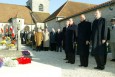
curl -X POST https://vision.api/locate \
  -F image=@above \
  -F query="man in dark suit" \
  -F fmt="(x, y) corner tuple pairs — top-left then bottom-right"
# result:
(65, 18), (77, 64)
(31, 30), (36, 50)
(55, 29), (63, 52)
(91, 10), (107, 70)
(62, 20), (70, 60)
(77, 14), (91, 67)
(50, 28), (56, 51)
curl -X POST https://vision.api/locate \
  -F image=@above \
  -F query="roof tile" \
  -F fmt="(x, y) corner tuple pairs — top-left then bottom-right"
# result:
(45, 1), (95, 22)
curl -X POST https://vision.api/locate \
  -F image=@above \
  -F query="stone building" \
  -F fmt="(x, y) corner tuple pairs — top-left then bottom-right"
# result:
(58, 0), (115, 29)
(0, 0), (50, 35)
(45, 0), (115, 31)
(45, 1), (95, 31)
(0, 0), (114, 35)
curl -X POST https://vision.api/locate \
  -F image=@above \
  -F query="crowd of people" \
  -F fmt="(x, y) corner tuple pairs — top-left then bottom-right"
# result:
(20, 9), (115, 70)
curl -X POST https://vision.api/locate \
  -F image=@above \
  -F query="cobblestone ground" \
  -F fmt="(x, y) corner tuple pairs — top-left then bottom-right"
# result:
(0, 45), (115, 77)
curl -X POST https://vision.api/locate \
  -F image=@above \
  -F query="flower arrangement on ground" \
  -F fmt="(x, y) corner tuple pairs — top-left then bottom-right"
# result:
(0, 36), (7, 45)
(3, 57), (18, 67)
(0, 58), (3, 67)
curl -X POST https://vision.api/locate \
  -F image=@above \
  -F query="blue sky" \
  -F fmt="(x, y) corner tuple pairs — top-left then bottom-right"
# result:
(0, 0), (109, 14)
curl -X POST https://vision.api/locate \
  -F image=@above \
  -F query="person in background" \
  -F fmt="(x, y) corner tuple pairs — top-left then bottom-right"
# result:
(23, 31), (28, 44)
(91, 10), (107, 70)
(27, 31), (31, 45)
(107, 18), (115, 62)
(55, 29), (62, 52)
(20, 30), (24, 44)
(31, 30), (36, 50)
(40, 29), (44, 51)
(50, 28), (56, 51)
(62, 20), (70, 60)
(65, 18), (77, 64)
(35, 28), (43, 52)
(43, 28), (50, 51)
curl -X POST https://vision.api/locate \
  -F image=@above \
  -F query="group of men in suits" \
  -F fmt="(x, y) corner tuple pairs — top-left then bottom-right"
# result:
(62, 9), (114, 70)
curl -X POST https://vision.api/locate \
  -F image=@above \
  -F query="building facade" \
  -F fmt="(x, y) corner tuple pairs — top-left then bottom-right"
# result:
(0, 0), (50, 35)
(58, 1), (115, 30)
(45, 1), (95, 31)
(45, 0), (115, 32)
(26, 0), (50, 13)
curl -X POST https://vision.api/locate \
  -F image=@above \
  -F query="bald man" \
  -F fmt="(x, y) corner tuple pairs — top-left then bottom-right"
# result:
(77, 14), (91, 67)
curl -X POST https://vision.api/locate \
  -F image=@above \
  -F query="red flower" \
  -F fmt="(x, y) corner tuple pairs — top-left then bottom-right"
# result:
(16, 57), (31, 64)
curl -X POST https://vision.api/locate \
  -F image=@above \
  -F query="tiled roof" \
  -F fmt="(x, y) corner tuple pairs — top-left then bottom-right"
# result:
(58, 0), (115, 22)
(45, 1), (95, 22)
(32, 12), (50, 23)
(0, 3), (50, 24)
(0, 3), (33, 24)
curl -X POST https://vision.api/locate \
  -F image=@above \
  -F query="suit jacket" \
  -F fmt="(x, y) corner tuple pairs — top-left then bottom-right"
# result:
(65, 24), (78, 52)
(77, 20), (91, 55)
(78, 20), (91, 42)
(91, 17), (107, 55)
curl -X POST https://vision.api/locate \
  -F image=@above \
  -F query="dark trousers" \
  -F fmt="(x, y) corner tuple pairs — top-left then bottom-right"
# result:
(63, 45), (68, 59)
(21, 38), (23, 44)
(68, 49), (75, 64)
(80, 54), (89, 67)
(32, 41), (36, 50)
(50, 43), (56, 51)
(40, 41), (44, 50)
(56, 46), (62, 52)
(79, 44), (90, 67)
(94, 54), (107, 68)
(44, 47), (49, 51)
(36, 46), (41, 51)
(65, 50), (69, 59)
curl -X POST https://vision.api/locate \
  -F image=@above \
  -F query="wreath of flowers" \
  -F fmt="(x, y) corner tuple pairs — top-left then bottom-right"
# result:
(0, 58), (3, 67)
(0, 40), (7, 45)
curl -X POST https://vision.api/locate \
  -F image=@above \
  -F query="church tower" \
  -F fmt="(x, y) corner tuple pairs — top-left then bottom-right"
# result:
(26, 0), (50, 13)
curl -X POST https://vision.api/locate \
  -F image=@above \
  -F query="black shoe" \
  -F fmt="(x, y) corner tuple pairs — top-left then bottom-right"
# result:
(94, 67), (104, 70)
(79, 65), (83, 67)
(84, 65), (88, 67)
(66, 61), (70, 63)
(110, 59), (115, 61)
(64, 58), (68, 60)
(70, 62), (75, 64)
(94, 67), (100, 69)
(99, 67), (104, 70)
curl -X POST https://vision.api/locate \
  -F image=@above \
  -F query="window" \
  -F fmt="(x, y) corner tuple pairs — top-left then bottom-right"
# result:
(39, 4), (43, 11)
